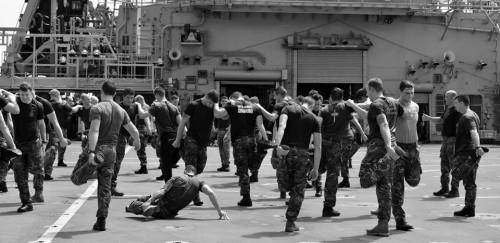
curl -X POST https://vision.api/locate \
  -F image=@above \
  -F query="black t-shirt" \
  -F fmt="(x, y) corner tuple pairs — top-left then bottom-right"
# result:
(12, 97), (44, 144)
(367, 97), (403, 142)
(149, 100), (180, 136)
(320, 102), (355, 139)
(35, 96), (54, 132)
(0, 97), (7, 108)
(185, 99), (214, 146)
(281, 103), (320, 149)
(119, 102), (139, 137)
(214, 118), (230, 130)
(51, 101), (73, 129)
(225, 100), (262, 141)
(76, 106), (91, 130)
(160, 175), (205, 217)
(455, 110), (480, 156)
(273, 100), (294, 130)
(441, 106), (462, 137)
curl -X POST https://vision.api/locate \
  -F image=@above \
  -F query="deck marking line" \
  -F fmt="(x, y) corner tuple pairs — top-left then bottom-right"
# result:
(32, 146), (133, 243)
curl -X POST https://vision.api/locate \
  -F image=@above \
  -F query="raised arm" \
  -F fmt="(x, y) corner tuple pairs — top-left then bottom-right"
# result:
(213, 103), (229, 119)
(0, 90), (20, 114)
(256, 104), (277, 122)
(346, 99), (368, 119)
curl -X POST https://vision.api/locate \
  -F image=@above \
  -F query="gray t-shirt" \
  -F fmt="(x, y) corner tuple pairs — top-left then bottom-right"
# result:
(90, 101), (130, 146)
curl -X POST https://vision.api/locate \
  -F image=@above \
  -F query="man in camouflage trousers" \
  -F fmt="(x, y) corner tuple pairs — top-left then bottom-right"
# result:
(422, 90), (462, 197)
(71, 81), (140, 231)
(450, 95), (485, 217)
(133, 94), (152, 175)
(275, 98), (320, 232)
(214, 92), (267, 206)
(0, 89), (21, 192)
(347, 78), (401, 237)
(390, 80), (422, 231)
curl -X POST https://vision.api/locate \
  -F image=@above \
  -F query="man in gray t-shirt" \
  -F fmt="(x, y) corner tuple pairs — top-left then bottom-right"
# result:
(71, 81), (141, 232)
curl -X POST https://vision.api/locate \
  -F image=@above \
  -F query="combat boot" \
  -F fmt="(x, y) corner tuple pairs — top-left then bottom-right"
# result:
(396, 219), (414, 231)
(0, 181), (7, 192)
(306, 181), (313, 188)
(134, 165), (148, 174)
(93, 217), (106, 231)
(57, 161), (68, 167)
(370, 208), (380, 216)
(454, 206), (475, 217)
(315, 187), (322, 197)
(217, 165), (230, 172)
(433, 187), (449, 196)
(44, 175), (54, 181)
(366, 221), (389, 237)
(285, 220), (300, 232)
(338, 177), (350, 188)
(17, 203), (33, 213)
(193, 195), (204, 206)
(444, 188), (459, 198)
(237, 194), (252, 207)
(111, 187), (124, 197)
(249, 172), (258, 183)
(31, 191), (45, 203)
(156, 175), (164, 181)
(322, 206), (341, 217)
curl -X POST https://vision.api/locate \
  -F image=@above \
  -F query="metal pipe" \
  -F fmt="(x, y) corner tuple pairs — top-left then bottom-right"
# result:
(446, 25), (495, 33)
(160, 12), (205, 58)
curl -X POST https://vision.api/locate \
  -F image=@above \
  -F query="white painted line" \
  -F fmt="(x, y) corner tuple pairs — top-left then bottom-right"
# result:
(32, 180), (98, 243)
(32, 146), (133, 243)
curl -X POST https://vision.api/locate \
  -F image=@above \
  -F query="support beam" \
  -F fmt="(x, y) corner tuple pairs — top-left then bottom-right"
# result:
(441, 10), (457, 40)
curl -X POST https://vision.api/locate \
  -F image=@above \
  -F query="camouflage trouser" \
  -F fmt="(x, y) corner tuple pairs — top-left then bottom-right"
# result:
(393, 142), (421, 221)
(440, 137), (456, 189)
(113, 135), (128, 189)
(0, 143), (11, 182)
(159, 133), (181, 182)
(451, 155), (479, 208)
(322, 139), (342, 208)
(271, 148), (286, 193)
(12, 141), (44, 204)
(233, 136), (256, 196)
(277, 147), (312, 222)
(217, 129), (230, 167)
(359, 138), (395, 223)
(43, 129), (67, 177)
(182, 136), (207, 175)
(339, 138), (357, 178)
(251, 139), (269, 173)
(71, 144), (116, 218)
(137, 130), (148, 167)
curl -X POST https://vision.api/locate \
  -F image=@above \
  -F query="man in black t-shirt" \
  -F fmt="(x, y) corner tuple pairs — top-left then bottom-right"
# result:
(450, 95), (485, 217)
(422, 90), (463, 197)
(214, 92), (267, 207)
(319, 88), (367, 218)
(141, 87), (181, 182)
(45, 89), (76, 171)
(347, 78), (401, 237)
(172, 90), (219, 206)
(271, 86), (294, 200)
(274, 100), (321, 232)
(113, 88), (148, 196)
(0, 90), (20, 193)
(125, 165), (229, 220)
(11, 83), (46, 213)
(75, 93), (92, 148)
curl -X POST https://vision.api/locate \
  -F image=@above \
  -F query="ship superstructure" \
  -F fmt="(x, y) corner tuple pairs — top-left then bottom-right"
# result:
(1, 0), (500, 141)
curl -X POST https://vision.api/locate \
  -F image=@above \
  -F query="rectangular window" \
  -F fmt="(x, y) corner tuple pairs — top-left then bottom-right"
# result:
(71, 1), (82, 10)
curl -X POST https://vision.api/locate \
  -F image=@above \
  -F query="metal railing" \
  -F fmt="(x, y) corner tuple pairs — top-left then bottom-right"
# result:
(187, 0), (500, 12)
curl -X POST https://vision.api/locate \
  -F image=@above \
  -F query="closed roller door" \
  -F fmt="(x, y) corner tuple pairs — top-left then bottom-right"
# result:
(297, 50), (363, 84)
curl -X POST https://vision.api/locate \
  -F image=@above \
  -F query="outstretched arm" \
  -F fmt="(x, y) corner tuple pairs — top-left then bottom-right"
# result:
(201, 184), (229, 220)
